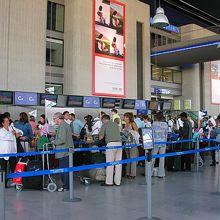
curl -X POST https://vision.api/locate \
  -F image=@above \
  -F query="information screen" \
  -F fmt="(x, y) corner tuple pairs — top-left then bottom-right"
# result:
(0, 91), (13, 105)
(163, 102), (172, 110)
(142, 127), (154, 150)
(148, 101), (158, 110)
(122, 99), (135, 109)
(67, 96), (83, 107)
(40, 94), (58, 106)
(102, 98), (116, 108)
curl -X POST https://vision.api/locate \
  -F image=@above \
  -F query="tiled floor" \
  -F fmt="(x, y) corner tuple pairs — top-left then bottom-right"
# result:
(4, 163), (220, 220)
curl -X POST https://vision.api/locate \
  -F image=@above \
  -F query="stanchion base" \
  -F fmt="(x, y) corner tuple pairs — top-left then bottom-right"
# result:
(138, 182), (155, 186)
(137, 217), (161, 220)
(63, 197), (82, 203)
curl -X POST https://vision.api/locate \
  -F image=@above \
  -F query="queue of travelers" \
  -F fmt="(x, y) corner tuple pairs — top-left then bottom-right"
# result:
(0, 109), (220, 190)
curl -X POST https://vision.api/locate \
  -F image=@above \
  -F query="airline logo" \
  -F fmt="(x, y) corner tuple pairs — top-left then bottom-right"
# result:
(83, 97), (100, 108)
(14, 92), (38, 106)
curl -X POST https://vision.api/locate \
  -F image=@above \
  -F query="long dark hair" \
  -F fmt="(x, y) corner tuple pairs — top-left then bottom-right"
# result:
(0, 114), (9, 128)
(124, 112), (134, 124)
(19, 112), (29, 123)
(84, 115), (93, 133)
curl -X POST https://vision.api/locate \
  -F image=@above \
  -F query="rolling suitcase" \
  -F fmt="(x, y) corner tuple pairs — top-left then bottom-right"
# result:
(22, 160), (43, 190)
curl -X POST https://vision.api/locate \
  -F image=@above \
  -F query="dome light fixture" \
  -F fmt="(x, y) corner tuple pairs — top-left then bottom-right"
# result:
(152, 5), (169, 28)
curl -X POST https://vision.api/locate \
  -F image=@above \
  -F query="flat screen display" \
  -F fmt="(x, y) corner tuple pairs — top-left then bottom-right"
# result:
(135, 100), (147, 110)
(40, 94), (58, 106)
(162, 102), (172, 110)
(122, 99), (135, 109)
(83, 96), (100, 108)
(148, 101), (158, 110)
(0, 91), (13, 105)
(102, 98), (116, 108)
(14, 92), (38, 106)
(142, 128), (154, 150)
(56, 95), (68, 107)
(67, 96), (83, 107)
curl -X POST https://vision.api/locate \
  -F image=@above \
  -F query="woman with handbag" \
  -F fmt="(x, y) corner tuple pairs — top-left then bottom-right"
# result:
(122, 112), (139, 179)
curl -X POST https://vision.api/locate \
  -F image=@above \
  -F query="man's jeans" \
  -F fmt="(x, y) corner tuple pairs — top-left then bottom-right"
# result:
(59, 156), (69, 189)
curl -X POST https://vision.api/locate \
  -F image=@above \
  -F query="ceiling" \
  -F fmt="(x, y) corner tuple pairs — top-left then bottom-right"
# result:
(140, 0), (220, 27)
(151, 35), (220, 67)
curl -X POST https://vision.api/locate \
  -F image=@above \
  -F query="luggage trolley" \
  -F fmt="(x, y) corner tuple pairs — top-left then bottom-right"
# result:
(42, 143), (58, 192)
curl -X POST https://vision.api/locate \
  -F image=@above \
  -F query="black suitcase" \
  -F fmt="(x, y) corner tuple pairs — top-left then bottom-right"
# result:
(23, 160), (43, 190)
(166, 143), (182, 171)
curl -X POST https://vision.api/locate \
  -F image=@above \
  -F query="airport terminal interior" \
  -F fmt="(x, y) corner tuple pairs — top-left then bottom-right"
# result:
(1, 0), (220, 220)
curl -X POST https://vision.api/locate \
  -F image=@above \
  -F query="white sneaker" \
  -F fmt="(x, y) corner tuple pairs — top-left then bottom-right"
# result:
(58, 187), (64, 192)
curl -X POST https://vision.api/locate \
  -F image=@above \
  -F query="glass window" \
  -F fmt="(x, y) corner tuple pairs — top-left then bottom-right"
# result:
(162, 68), (173, 83)
(47, 1), (64, 32)
(45, 83), (63, 94)
(173, 70), (182, 84)
(151, 65), (162, 81)
(46, 38), (63, 67)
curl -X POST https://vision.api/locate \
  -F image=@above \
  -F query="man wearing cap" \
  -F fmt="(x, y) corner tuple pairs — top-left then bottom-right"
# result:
(53, 112), (74, 191)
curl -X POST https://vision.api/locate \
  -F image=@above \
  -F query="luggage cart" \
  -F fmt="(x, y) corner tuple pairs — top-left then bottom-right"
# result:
(42, 143), (58, 192)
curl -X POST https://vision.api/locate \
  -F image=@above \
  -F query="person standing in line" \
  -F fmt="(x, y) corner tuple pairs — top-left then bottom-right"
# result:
(111, 109), (122, 130)
(123, 112), (139, 179)
(70, 113), (84, 141)
(14, 112), (34, 152)
(167, 115), (175, 133)
(53, 112), (74, 192)
(152, 112), (169, 178)
(142, 115), (152, 128)
(134, 114), (144, 129)
(38, 114), (49, 137)
(29, 116), (37, 134)
(179, 112), (192, 171)
(63, 111), (71, 125)
(0, 114), (22, 187)
(99, 114), (122, 186)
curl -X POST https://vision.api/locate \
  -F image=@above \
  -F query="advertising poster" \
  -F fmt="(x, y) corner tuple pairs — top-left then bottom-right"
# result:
(93, 0), (125, 97)
(173, 100), (181, 110)
(184, 100), (191, 110)
(211, 61), (220, 104)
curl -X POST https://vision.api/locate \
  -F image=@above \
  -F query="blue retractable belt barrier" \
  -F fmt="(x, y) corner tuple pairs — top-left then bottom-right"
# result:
(0, 144), (141, 158)
(0, 139), (216, 158)
(7, 145), (220, 179)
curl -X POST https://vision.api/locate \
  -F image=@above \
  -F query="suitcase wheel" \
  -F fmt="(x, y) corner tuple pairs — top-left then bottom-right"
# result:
(16, 185), (23, 192)
(47, 182), (57, 192)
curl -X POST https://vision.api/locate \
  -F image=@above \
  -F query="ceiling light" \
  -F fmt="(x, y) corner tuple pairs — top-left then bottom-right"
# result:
(152, 6), (169, 28)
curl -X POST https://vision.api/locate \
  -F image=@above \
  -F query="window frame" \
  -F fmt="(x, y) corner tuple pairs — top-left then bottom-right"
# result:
(45, 83), (63, 95)
(46, 37), (64, 68)
(47, 1), (65, 33)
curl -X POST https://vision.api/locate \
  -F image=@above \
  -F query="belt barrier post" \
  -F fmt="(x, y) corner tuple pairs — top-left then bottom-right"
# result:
(196, 139), (199, 172)
(138, 150), (161, 220)
(0, 170), (5, 220)
(63, 147), (81, 203)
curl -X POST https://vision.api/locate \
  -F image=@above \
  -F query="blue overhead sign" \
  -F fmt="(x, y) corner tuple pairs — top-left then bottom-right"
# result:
(135, 100), (147, 110)
(83, 96), (100, 108)
(14, 92), (38, 106)
(154, 88), (171, 95)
